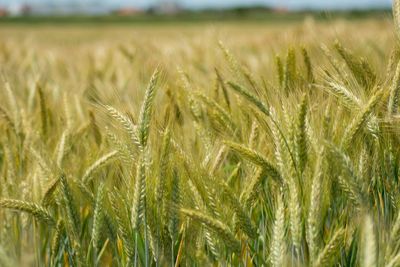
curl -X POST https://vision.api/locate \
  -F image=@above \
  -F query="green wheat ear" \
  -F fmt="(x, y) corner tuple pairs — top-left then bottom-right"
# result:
(275, 55), (284, 88)
(109, 190), (135, 261)
(60, 174), (81, 239)
(156, 126), (171, 206)
(168, 169), (180, 241)
(341, 88), (383, 151)
(301, 47), (314, 84)
(81, 150), (119, 184)
(131, 155), (146, 230)
(271, 192), (286, 267)
(195, 90), (236, 134)
(295, 94), (308, 174)
(314, 228), (346, 267)
(388, 61), (400, 115)
(42, 177), (60, 207)
(92, 183), (106, 252)
(4, 82), (22, 135)
(334, 41), (376, 89)
(37, 84), (49, 137)
(284, 47), (297, 92)
(215, 68), (231, 109)
(51, 219), (65, 262)
(219, 180), (257, 239)
(227, 81), (270, 116)
(0, 199), (56, 226)
(387, 211), (400, 261)
(224, 140), (282, 183)
(307, 149), (324, 266)
(181, 208), (241, 254)
(137, 68), (160, 150)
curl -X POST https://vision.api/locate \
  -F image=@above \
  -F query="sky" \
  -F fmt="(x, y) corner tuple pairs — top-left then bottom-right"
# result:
(0, 0), (393, 10)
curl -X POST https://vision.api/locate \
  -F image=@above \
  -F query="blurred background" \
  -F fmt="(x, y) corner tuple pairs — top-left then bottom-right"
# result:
(0, 0), (393, 20)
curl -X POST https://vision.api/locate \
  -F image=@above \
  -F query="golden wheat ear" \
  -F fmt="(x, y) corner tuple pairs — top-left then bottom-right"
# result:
(394, 0), (400, 37)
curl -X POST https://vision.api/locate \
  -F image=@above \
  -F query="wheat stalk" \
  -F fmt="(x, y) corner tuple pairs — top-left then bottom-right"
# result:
(361, 215), (376, 267)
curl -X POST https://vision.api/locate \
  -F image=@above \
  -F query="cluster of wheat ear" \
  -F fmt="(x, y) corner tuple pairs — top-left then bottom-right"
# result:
(1, 3), (400, 267)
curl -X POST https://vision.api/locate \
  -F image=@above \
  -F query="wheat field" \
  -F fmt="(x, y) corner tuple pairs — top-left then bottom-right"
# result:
(0, 8), (399, 267)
